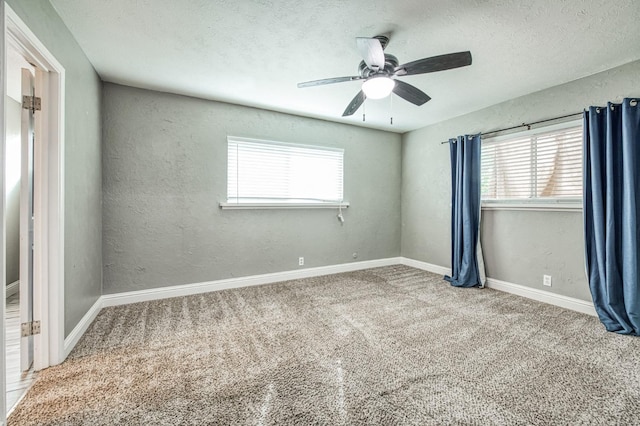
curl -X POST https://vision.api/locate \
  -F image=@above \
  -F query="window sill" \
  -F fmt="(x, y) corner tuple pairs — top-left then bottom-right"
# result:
(219, 202), (350, 210)
(481, 202), (582, 212)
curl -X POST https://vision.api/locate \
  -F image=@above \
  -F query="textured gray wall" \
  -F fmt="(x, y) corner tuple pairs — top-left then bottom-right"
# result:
(102, 83), (401, 294)
(402, 59), (640, 302)
(7, 0), (103, 336)
(5, 96), (20, 285)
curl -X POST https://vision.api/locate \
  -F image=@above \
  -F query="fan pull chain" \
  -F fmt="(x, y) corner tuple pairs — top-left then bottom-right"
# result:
(362, 101), (366, 122)
(390, 93), (393, 125)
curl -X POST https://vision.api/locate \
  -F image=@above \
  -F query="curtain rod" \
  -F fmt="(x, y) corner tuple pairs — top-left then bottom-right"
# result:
(439, 111), (583, 144)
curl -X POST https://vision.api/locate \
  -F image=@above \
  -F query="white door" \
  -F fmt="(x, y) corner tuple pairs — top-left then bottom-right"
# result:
(19, 67), (36, 371)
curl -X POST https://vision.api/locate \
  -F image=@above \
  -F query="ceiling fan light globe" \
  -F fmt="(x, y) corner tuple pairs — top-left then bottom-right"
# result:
(362, 77), (395, 99)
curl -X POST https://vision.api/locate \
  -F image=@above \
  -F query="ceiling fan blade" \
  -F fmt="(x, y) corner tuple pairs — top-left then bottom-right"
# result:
(395, 51), (472, 76)
(298, 76), (363, 88)
(342, 91), (366, 117)
(356, 37), (385, 70)
(392, 80), (431, 106)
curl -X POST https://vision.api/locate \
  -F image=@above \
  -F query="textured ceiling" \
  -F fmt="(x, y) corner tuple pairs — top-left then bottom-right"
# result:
(50, 0), (640, 133)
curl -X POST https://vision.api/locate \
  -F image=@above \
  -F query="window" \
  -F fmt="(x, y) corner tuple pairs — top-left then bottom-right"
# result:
(225, 136), (344, 207)
(481, 123), (583, 207)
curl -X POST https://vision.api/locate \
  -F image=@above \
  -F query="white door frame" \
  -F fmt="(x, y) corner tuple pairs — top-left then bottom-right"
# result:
(1, 0), (6, 420)
(4, 4), (65, 375)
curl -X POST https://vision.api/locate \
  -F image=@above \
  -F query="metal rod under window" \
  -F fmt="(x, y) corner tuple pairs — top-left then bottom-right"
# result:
(439, 111), (583, 144)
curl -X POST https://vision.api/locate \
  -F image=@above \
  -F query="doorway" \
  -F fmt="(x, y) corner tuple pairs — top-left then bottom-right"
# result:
(3, 44), (37, 413)
(2, 3), (66, 419)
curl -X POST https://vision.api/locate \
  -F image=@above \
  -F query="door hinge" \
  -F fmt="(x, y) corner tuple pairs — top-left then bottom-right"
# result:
(21, 320), (41, 337)
(22, 95), (42, 112)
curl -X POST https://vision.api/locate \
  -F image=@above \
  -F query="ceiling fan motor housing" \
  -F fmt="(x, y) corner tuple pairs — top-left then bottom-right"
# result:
(358, 54), (399, 78)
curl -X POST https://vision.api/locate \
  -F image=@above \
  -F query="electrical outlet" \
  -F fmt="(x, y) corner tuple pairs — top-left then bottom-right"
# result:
(298, 257), (304, 266)
(543, 275), (552, 287)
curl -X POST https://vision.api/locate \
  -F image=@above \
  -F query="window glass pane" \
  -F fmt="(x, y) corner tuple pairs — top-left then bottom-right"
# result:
(227, 137), (344, 203)
(481, 125), (582, 202)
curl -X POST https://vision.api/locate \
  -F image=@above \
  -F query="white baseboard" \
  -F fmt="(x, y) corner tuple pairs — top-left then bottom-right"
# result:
(400, 258), (452, 276)
(101, 257), (403, 308)
(63, 297), (104, 358)
(400, 256), (596, 317)
(484, 277), (596, 316)
(5, 280), (19, 298)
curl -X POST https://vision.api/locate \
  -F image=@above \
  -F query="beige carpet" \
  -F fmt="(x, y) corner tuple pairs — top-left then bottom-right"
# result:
(8, 265), (640, 425)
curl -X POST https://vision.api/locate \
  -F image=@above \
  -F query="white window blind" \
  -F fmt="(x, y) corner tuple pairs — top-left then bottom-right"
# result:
(227, 137), (344, 204)
(481, 125), (583, 202)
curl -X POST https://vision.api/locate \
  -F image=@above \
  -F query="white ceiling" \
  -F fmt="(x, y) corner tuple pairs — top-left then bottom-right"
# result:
(50, 0), (640, 133)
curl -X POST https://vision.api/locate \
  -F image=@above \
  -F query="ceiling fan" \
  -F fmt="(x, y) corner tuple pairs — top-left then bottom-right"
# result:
(297, 35), (472, 117)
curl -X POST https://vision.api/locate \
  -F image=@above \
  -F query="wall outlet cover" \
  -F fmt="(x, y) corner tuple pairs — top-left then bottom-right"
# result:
(543, 275), (552, 287)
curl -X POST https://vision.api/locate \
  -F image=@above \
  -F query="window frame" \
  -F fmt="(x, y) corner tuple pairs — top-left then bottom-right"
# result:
(221, 136), (348, 210)
(480, 119), (583, 212)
